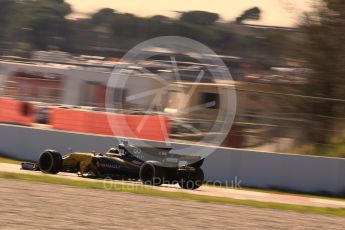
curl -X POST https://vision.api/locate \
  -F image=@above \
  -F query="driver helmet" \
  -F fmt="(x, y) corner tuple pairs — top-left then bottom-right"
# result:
(108, 148), (119, 154)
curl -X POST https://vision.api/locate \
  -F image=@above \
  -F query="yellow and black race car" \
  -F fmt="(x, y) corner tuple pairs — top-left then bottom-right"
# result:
(22, 141), (204, 190)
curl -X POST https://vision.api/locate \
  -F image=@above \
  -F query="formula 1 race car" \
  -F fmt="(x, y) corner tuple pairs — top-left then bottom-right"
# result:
(22, 141), (204, 190)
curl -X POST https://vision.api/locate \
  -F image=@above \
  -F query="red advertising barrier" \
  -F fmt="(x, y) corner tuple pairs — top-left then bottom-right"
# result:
(50, 108), (171, 141)
(50, 108), (90, 133)
(0, 98), (35, 126)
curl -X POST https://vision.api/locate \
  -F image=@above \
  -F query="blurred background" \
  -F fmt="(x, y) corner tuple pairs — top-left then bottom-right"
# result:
(0, 0), (344, 158)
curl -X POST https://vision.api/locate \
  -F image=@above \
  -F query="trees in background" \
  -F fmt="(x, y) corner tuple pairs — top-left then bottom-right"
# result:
(84, 8), (286, 59)
(25, 0), (72, 50)
(236, 7), (261, 24)
(301, 0), (345, 144)
(0, 0), (13, 28)
(0, 0), (15, 42)
(180, 11), (220, 26)
(92, 8), (116, 26)
(0, 0), (71, 52)
(0, 3), (289, 60)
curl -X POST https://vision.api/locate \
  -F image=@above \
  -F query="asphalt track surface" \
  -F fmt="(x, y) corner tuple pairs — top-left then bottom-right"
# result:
(1, 179), (345, 229)
(1, 163), (345, 209)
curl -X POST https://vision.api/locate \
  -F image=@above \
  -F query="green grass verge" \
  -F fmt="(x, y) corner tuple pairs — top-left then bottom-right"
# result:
(0, 156), (21, 164)
(205, 182), (345, 202)
(0, 171), (345, 217)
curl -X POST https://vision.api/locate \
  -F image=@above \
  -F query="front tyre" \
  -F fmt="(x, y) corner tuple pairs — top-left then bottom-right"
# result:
(39, 150), (62, 174)
(179, 168), (204, 190)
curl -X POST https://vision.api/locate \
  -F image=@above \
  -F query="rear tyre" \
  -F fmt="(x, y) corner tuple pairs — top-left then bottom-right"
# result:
(39, 150), (62, 174)
(178, 168), (204, 190)
(139, 162), (164, 186)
